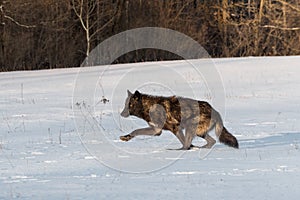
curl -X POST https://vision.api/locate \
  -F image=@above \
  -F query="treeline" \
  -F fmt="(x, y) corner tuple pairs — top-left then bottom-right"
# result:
(0, 0), (299, 71)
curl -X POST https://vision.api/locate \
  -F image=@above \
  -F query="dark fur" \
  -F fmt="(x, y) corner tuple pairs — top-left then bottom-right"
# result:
(120, 90), (239, 149)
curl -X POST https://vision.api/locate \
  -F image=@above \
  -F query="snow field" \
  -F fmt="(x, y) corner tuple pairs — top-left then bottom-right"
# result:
(1, 56), (300, 199)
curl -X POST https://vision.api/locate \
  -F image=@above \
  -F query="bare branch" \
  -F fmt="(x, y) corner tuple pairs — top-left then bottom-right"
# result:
(276, 0), (300, 12)
(0, 5), (36, 28)
(90, 16), (115, 39)
(88, 0), (97, 16)
(261, 25), (300, 31)
(72, 0), (87, 31)
(173, 1), (194, 22)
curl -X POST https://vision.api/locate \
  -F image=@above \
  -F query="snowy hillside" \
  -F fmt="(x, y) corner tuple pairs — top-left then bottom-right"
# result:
(1, 56), (300, 199)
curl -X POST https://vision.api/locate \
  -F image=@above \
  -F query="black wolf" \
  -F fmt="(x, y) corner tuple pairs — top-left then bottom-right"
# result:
(120, 90), (238, 149)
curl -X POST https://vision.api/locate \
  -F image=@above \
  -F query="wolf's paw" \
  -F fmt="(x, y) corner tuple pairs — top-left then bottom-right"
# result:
(190, 144), (200, 150)
(154, 132), (162, 136)
(199, 144), (214, 149)
(120, 134), (134, 141)
(168, 145), (198, 151)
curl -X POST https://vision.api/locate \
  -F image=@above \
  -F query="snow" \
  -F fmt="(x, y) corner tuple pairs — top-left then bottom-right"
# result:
(1, 56), (300, 199)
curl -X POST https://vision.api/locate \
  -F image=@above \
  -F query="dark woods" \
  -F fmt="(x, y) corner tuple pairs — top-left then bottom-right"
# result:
(0, 0), (299, 71)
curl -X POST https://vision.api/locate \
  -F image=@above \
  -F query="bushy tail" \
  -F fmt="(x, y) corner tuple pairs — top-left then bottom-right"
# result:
(218, 127), (239, 148)
(214, 111), (239, 149)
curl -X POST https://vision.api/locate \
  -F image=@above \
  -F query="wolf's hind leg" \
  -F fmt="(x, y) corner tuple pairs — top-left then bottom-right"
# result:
(195, 122), (216, 149)
(200, 134), (216, 149)
(120, 127), (162, 141)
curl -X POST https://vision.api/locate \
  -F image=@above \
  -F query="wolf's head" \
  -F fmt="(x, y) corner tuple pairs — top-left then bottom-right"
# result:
(120, 90), (142, 118)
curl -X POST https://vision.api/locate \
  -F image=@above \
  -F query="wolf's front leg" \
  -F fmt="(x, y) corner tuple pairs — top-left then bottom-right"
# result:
(120, 127), (162, 141)
(180, 127), (196, 150)
(173, 129), (185, 146)
(119, 134), (134, 141)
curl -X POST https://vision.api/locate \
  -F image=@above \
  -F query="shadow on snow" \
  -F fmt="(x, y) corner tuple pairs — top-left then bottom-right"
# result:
(240, 132), (300, 149)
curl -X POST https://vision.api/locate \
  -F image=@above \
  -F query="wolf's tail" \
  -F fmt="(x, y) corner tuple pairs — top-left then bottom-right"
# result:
(214, 111), (239, 148)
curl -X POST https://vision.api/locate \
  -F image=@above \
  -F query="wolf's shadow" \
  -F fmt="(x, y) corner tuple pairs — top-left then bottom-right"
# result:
(240, 132), (300, 149)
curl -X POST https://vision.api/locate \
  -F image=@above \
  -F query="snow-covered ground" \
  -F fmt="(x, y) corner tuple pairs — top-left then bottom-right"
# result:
(1, 56), (300, 199)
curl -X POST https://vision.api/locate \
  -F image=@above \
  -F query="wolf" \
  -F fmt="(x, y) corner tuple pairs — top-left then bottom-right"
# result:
(120, 90), (238, 149)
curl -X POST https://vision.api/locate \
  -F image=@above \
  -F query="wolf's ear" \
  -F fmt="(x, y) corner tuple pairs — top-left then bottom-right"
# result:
(127, 90), (133, 96)
(133, 90), (141, 100)
(134, 90), (141, 97)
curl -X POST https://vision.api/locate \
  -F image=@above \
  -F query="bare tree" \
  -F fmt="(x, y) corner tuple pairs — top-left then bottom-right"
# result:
(71, 0), (118, 59)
